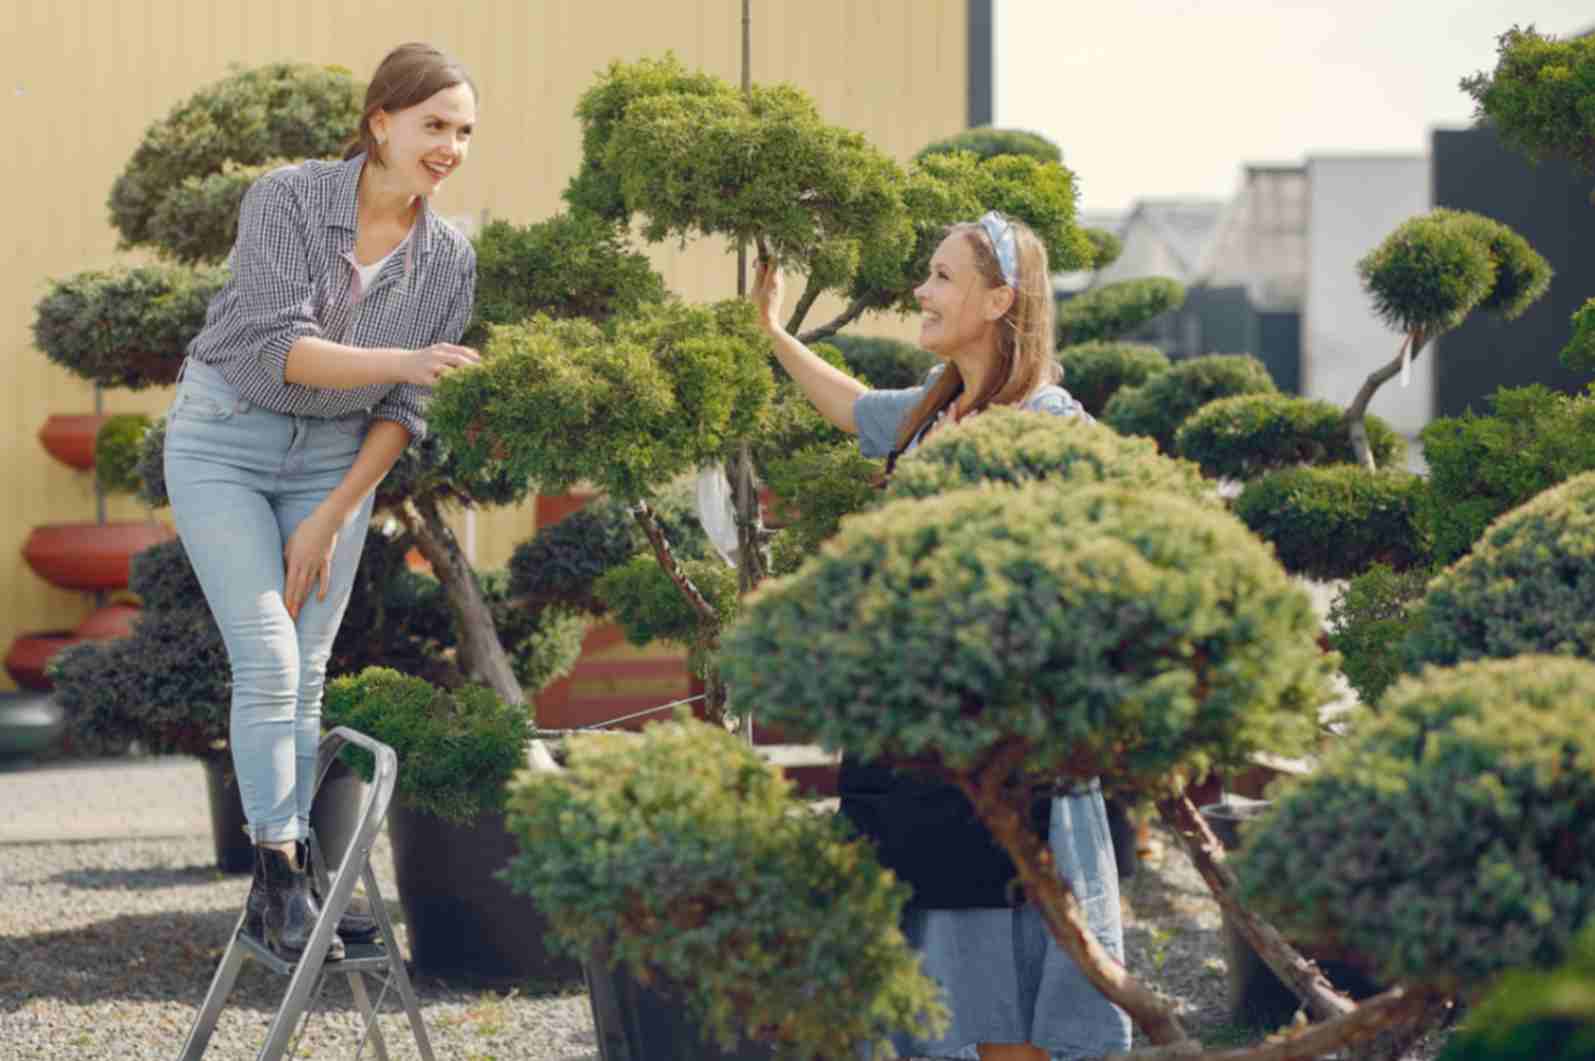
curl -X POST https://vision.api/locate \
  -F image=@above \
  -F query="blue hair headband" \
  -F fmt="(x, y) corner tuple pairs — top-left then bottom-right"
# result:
(978, 211), (1019, 290)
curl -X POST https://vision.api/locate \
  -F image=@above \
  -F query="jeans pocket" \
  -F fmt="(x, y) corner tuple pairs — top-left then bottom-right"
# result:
(172, 392), (236, 422)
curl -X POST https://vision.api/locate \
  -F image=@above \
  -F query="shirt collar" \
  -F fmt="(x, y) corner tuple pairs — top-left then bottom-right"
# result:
(330, 153), (434, 264)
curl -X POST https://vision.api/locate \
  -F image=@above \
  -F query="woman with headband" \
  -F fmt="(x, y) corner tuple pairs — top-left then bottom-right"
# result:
(751, 215), (1131, 1060)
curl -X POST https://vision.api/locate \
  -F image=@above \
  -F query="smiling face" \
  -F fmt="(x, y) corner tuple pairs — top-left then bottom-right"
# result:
(371, 82), (477, 199)
(913, 231), (1014, 360)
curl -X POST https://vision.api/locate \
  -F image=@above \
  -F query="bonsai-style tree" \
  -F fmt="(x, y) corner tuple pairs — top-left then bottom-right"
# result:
(1348, 209), (1550, 469)
(1056, 275), (1186, 347)
(1174, 394), (1404, 482)
(1056, 340), (1169, 418)
(1102, 352), (1278, 454)
(1232, 465), (1430, 582)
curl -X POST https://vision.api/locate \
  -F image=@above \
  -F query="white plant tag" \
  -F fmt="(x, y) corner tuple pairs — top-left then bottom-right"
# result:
(694, 463), (740, 567)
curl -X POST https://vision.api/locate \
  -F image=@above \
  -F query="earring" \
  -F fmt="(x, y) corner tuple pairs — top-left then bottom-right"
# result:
(376, 135), (387, 146)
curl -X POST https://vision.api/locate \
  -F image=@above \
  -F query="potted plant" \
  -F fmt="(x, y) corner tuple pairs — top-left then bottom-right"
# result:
(322, 666), (581, 986)
(502, 712), (946, 1059)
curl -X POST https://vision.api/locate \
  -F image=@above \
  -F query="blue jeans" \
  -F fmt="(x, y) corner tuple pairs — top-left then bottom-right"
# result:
(164, 359), (376, 844)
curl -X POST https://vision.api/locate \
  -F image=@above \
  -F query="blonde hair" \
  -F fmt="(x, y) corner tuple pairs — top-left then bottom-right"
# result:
(887, 218), (1057, 468)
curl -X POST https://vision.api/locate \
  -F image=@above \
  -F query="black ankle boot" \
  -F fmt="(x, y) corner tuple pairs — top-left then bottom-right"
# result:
(247, 845), (345, 962)
(298, 840), (380, 945)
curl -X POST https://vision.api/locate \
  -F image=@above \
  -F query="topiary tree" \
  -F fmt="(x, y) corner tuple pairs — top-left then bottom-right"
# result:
(1235, 656), (1595, 1000)
(1233, 465), (1430, 581)
(1056, 340), (1169, 418)
(1055, 276), (1185, 347)
(1326, 562), (1436, 709)
(1102, 353), (1277, 454)
(1083, 226), (1123, 271)
(1348, 209), (1550, 469)
(93, 414), (155, 499)
(914, 125), (1062, 164)
(1461, 25), (1595, 176)
(1175, 393), (1404, 481)
(721, 481), (1348, 1046)
(502, 713), (948, 1057)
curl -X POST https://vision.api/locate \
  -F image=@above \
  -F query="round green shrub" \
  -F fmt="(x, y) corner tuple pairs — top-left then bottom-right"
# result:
(883, 404), (1212, 505)
(1461, 25), (1595, 174)
(722, 483), (1335, 793)
(1357, 213), (1497, 337)
(824, 334), (936, 390)
(1174, 393), (1404, 480)
(1102, 353), (1277, 454)
(914, 126), (1062, 164)
(32, 266), (227, 389)
(1233, 465), (1430, 581)
(1057, 340), (1170, 417)
(135, 418), (168, 508)
(509, 499), (644, 617)
(1417, 384), (1595, 564)
(1406, 469), (1595, 670)
(323, 667), (532, 824)
(144, 159), (284, 265)
(429, 300), (773, 503)
(129, 538), (202, 612)
(1326, 563), (1435, 709)
(1234, 656), (1595, 996)
(94, 414), (155, 497)
(1434, 209), (1552, 321)
(502, 715), (947, 1057)
(1055, 277), (1185, 346)
(1561, 298), (1595, 374)
(109, 62), (361, 257)
(1440, 922), (1595, 1061)
(594, 554), (740, 656)
(467, 213), (667, 347)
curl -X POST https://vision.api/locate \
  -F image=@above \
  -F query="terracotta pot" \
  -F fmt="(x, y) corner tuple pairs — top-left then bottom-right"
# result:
(22, 521), (176, 591)
(37, 414), (111, 470)
(74, 603), (141, 640)
(4, 631), (81, 691)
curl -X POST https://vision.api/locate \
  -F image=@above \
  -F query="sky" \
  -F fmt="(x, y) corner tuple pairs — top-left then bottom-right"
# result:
(996, 0), (1592, 214)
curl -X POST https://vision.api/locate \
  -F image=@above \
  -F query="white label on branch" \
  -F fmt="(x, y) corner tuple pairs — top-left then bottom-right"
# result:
(694, 463), (740, 567)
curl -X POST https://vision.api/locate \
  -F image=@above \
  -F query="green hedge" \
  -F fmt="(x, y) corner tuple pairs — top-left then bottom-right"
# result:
(504, 716), (947, 1057)
(1233, 465), (1430, 581)
(1055, 277), (1184, 346)
(1056, 341), (1169, 418)
(1174, 393), (1404, 480)
(1102, 353), (1277, 454)
(723, 483), (1333, 793)
(1235, 656), (1595, 996)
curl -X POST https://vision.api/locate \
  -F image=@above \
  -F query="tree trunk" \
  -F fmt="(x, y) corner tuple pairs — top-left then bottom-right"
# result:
(1344, 330), (1424, 471)
(399, 498), (524, 706)
(1155, 795), (1356, 1022)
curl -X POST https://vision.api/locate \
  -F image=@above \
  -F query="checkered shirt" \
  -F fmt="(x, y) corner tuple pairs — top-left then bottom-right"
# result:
(185, 154), (476, 442)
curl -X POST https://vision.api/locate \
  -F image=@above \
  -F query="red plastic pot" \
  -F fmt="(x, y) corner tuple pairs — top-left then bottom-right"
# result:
(4, 632), (81, 691)
(74, 603), (141, 640)
(37, 414), (112, 471)
(22, 521), (176, 592)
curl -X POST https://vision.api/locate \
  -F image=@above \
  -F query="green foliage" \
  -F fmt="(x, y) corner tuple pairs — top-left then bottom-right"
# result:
(762, 444), (882, 562)
(1233, 465), (1430, 581)
(503, 715), (947, 1057)
(1562, 298), (1595, 373)
(1406, 469), (1595, 670)
(914, 126), (1062, 164)
(1057, 341), (1170, 418)
(883, 405), (1212, 505)
(128, 538), (202, 612)
(1355, 212), (1498, 338)
(467, 213), (667, 346)
(1440, 922), (1595, 1060)
(1462, 25), (1595, 173)
(1056, 277), (1185, 346)
(108, 62), (361, 257)
(94, 414), (155, 497)
(135, 418), (168, 508)
(1418, 385), (1595, 564)
(1433, 209), (1553, 320)
(32, 266), (227, 389)
(429, 300), (773, 502)
(1234, 656), (1595, 996)
(1084, 227), (1123, 270)
(595, 554), (740, 659)
(323, 667), (532, 824)
(823, 334), (936, 390)
(1326, 563), (1435, 708)
(1174, 394), (1404, 480)
(722, 483), (1335, 794)
(145, 159), (284, 265)
(1103, 353), (1277, 454)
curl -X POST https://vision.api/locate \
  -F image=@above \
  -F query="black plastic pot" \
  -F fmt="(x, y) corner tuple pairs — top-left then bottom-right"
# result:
(584, 943), (777, 1061)
(202, 754), (367, 875)
(1200, 796), (1381, 1027)
(388, 801), (581, 986)
(0, 692), (64, 765)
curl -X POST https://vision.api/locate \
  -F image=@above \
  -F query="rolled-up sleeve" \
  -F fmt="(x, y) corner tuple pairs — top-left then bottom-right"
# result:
(229, 174), (324, 384)
(371, 244), (476, 443)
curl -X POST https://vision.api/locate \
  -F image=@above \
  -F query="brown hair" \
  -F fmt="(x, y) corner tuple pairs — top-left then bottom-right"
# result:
(885, 218), (1058, 471)
(344, 43), (478, 165)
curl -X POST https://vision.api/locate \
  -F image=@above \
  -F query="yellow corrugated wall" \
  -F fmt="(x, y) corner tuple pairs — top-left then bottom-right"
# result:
(0, 0), (967, 688)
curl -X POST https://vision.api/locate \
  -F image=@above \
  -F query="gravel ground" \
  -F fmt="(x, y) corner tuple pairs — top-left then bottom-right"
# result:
(0, 823), (1450, 1060)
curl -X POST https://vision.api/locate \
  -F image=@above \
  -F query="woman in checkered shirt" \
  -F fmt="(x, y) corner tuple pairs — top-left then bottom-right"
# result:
(166, 43), (479, 962)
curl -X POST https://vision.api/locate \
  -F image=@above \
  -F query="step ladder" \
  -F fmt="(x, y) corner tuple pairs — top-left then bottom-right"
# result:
(178, 727), (434, 1060)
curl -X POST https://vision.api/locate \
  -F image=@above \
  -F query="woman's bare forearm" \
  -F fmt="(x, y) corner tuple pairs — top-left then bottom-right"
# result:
(768, 328), (865, 434)
(320, 419), (410, 522)
(283, 336), (406, 390)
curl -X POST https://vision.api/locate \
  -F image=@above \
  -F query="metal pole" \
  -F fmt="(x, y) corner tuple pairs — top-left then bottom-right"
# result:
(737, 0), (756, 747)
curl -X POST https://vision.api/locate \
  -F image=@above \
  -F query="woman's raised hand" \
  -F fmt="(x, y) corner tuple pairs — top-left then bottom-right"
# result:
(751, 257), (785, 336)
(397, 342), (480, 386)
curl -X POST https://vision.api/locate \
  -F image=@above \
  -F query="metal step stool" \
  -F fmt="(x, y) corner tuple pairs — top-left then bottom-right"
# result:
(179, 727), (434, 1060)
